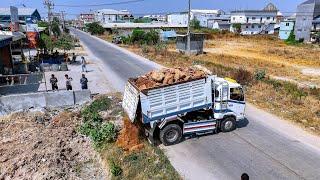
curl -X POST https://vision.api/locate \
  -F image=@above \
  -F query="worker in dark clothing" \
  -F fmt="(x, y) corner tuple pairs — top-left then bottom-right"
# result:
(50, 74), (58, 91)
(72, 53), (77, 63)
(80, 74), (88, 90)
(241, 173), (249, 180)
(65, 74), (73, 90)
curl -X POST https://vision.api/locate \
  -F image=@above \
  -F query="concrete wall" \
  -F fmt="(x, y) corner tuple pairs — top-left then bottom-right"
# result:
(0, 90), (91, 115)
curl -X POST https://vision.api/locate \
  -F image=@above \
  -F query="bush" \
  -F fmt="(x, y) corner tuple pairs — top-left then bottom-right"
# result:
(254, 69), (266, 81)
(109, 161), (122, 177)
(154, 43), (167, 55)
(285, 30), (299, 45)
(79, 97), (116, 147)
(231, 68), (253, 85)
(144, 30), (159, 45)
(131, 28), (145, 44)
(128, 29), (159, 45)
(86, 22), (105, 35)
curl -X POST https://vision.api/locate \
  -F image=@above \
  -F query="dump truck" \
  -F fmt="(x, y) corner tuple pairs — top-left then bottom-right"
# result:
(122, 74), (246, 146)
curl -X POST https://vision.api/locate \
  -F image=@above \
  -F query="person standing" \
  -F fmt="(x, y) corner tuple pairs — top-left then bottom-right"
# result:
(50, 74), (58, 91)
(80, 74), (88, 90)
(81, 56), (87, 72)
(65, 74), (73, 90)
(72, 53), (77, 63)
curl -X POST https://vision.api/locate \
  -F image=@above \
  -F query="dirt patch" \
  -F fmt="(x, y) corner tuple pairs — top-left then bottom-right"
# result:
(116, 116), (144, 152)
(0, 109), (107, 179)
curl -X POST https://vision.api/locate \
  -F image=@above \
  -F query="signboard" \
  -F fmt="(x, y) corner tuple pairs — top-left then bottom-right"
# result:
(26, 23), (39, 32)
(10, 6), (19, 32)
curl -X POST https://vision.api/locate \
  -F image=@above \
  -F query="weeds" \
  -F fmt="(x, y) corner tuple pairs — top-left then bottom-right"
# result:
(79, 97), (117, 148)
(109, 160), (123, 177)
(254, 69), (266, 81)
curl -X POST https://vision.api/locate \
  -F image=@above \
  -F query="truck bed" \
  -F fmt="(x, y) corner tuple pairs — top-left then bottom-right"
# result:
(122, 76), (214, 124)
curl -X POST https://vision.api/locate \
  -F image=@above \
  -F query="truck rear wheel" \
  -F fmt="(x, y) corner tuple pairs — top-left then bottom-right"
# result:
(160, 124), (182, 146)
(220, 117), (236, 132)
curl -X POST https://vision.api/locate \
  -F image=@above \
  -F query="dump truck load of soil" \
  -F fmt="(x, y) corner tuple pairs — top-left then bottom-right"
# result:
(133, 67), (208, 90)
(116, 116), (144, 152)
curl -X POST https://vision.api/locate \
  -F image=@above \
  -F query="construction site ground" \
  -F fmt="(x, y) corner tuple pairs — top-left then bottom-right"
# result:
(0, 107), (108, 179)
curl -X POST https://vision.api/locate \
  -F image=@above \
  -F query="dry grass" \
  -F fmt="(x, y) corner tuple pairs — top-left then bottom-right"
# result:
(121, 38), (320, 135)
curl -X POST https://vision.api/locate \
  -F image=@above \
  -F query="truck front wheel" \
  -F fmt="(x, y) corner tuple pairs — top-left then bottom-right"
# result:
(220, 117), (236, 132)
(160, 124), (182, 146)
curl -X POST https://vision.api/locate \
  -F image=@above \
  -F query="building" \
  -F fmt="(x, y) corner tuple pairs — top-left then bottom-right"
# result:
(167, 12), (188, 25)
(311, 16), (320, 42)
(192, 9), (225, 27)
(230, 3), (278, 35)
(167, 9), (225, 28)
(80, 12), (95, 24)
(0, 8), (41, 24)
(207, 15), (231, 30)
(279, 20), (295, 40)
(0, 35), (13, 75)
(143, 14), (166, 22)
(294, 0), (320, 42)
(94, 9), (133, 24)
(176, 33), (205, 54)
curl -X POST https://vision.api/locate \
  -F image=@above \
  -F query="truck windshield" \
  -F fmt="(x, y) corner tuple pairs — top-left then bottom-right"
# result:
(230, 87), (244, 101)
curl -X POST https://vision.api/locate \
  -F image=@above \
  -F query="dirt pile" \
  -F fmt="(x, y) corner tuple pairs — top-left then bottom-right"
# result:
(133, 67), (207, 90)
(0, 110), (107, 179)
(116, 116), (144, 152)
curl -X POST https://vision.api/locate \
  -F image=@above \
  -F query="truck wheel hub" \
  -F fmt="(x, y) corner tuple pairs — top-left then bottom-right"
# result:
(225, 121), (233, 130)
(166, 130), (178, 142)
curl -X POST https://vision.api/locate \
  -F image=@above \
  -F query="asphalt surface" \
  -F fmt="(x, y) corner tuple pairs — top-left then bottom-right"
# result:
(72, 28), (320, 180)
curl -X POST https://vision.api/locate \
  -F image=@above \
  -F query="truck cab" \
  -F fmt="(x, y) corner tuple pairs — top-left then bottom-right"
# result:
(213, 77), (246, 121)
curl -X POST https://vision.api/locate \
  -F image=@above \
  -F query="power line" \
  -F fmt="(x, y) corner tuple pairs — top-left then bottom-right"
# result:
(55, 0), (145, 7)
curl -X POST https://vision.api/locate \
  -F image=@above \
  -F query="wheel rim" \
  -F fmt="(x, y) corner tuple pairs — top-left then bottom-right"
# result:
(166, 129), (178, 143)
(224, 121), (233, 130)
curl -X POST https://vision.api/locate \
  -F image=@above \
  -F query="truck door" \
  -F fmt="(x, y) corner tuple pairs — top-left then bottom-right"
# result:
(228, 87), (245, 119)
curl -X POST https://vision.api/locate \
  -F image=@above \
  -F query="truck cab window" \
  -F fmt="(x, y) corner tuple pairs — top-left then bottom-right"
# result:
(230, 88), (244, 101)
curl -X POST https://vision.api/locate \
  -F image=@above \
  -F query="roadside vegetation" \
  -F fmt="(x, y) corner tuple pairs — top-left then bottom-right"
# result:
(97, 29), (320, 135)
(79, 95), (180, 179)
(86, 22), (105, 35)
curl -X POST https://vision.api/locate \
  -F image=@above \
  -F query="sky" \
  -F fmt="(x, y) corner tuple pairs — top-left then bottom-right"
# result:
(4, 0), (306, 19)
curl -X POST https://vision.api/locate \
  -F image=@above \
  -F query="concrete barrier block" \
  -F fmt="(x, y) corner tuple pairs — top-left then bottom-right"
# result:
(0, 92), (46, 115)
(74, 90), (91, 105)
(45, 91), (74, 107)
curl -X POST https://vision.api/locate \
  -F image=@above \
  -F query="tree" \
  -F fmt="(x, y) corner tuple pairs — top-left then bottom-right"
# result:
(131, 28), (145, 44)
(51, 21), (61, 37)
(232, 23), (242, 34)
(54, 34), (74, 52)
(38, 34), (54, 52)
(37, 21), (49, 28)
(86, 22), (105, 35)
(190, 18), (201, 30)
(285, 30), (298, 45)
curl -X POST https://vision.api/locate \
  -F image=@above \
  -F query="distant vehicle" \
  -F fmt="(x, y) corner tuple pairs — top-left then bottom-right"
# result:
(122, 74), (246, 146)
(112, 36), (123, 44)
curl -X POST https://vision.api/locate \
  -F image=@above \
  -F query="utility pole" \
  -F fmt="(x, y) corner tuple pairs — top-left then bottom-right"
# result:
(187, 0), (191, 55)
(61, 11), (65, 29)
(44, 0), (54, 35)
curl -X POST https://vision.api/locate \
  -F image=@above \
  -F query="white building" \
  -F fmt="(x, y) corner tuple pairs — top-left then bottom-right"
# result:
(167, 9), (225, 27)
(230, 4), (278, 35)
(143, 14), (166, 22)
(94, 9), (132, 24)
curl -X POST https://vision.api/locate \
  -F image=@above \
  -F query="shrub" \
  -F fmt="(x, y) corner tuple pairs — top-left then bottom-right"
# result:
(141, 44), (150, 53)
(285, 30), (299, 45)
(154, 42), (167, 55)
(109, 161), (122, 177)
(131, 28), (145, 44)
(231, 68), (253, 85)
(144, 30), (159, 45)
(86, 22), (105, 35)
(254, 69), (266, 81)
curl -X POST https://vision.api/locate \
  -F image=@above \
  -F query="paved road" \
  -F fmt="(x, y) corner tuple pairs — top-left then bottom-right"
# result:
(72, 29), (320, 180)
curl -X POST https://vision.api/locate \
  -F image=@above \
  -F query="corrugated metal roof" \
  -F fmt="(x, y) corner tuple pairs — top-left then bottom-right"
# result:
(95, 9), (130, 15)
(0, 8), (37, 16)
(301, 0), (320, 5)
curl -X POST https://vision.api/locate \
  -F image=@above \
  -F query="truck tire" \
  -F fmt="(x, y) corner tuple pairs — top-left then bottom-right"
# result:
(220, 117), (236, 132)
(160, 124), (182, 146)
